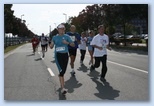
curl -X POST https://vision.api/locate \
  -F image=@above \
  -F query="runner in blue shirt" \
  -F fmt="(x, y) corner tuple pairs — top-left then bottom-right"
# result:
(50, 24), (74, 95)
(66, 25), (81, 76)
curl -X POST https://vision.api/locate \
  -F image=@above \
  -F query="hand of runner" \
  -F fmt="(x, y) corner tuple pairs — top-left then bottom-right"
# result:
(98, 46), (103, 50)
(62, 40), (69, 45)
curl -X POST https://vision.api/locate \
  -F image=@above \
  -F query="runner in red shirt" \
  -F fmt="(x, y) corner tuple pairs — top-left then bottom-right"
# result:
(31, 36), (39, 54)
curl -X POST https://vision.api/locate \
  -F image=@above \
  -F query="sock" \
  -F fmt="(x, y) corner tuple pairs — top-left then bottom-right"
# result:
(72, 68), (74, 72)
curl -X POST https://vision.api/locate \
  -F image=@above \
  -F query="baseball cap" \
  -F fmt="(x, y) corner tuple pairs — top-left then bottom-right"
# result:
(57, 24), (65, 29)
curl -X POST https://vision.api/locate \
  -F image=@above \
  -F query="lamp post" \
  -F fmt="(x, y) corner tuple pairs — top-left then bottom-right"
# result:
(54, 23), (57, 28)
(27, 24), (29, 28)
(21, 14), (24, 22)
(63, 13), (67, 23)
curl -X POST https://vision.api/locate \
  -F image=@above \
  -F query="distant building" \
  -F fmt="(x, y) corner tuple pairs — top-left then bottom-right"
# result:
(130, 18), (147, 34)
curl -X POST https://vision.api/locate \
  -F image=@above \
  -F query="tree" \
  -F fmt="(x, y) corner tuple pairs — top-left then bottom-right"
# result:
(4, 4), (14, 33)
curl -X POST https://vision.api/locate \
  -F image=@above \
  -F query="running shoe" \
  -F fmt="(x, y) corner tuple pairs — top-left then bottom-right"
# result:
(61, 88), (67, 95)
(80, 61), (83, 66)
(71, 71), (76, 76)
(90, 65), (95, 71)
(100, 77), (106, 82)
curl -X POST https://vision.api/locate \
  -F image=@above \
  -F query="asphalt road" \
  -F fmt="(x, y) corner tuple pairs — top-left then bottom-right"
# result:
(4, 43), (149, 101)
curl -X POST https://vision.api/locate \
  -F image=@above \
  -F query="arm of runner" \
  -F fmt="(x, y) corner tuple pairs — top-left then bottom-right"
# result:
(69, 42), (75, 47)
(49, 41), (54, 49)
(66, 35), (75, 47)
(62, 40), (69, 45)
(90, 36), (102, 50)
(106, 44), (112, 51)
(92, 45), (103, 50)
(76, 33), (81, 44)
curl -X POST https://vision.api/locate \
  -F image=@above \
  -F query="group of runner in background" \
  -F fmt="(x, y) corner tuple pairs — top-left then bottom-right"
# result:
(31, 24), (111, 95)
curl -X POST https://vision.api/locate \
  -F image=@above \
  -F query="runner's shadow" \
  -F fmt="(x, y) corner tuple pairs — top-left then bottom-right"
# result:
(35, 58), (42, 61)
(57, 88), (66, 100)
(77, 64), (89, 72)
(88, 71), (120, 100)
(51, 60), (56, 63)
(87, 70), (100, 78)
(65, 76), (82, 93)
(27, 53), (34, 56)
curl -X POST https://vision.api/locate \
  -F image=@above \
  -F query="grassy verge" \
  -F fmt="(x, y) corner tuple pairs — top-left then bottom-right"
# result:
(110, 45), (148, 52)
(4, 42), (27, 54)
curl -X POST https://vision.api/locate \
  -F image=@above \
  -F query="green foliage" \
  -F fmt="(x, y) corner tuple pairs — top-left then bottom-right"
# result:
(69, 4), (148, 35)
(106, 26), (115, 35)
(4, 4), (35, 37)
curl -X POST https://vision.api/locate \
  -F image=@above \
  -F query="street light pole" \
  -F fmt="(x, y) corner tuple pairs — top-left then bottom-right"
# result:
(27, 24), (29, 28)
(54, 23), (57, 28)
(21, 14), (24, 22)
(63, 13), (67, 23)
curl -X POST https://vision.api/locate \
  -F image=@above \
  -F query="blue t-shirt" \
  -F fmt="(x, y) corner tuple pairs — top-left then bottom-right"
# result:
(66, 32), (81, 49)
(52, 34), (73, 53)
(87, 36), (93, 46)
(87, 36), (93, 51)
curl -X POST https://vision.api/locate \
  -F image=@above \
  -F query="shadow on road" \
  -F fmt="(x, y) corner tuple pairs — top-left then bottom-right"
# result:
(51, 60), (56, 63)
(65, 76), (82, 93)
(77, 64), (89, 72)
(57, 88), (67, 100)
(26, 53), (34, 56)
(88, 71), (120, 100)
(35, 58), (42, 61)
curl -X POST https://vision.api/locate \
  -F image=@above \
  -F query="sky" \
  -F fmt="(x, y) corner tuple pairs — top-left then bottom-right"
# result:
(12, 4), (93, 36)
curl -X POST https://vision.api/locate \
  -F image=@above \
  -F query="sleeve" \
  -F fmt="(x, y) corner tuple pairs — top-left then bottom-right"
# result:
(87, 37), (90, 44)
(76, 33), (81, 41)
(67, 35), (73, 43)
(51, 36), (55, 44)
(90, 36), (96, 45)
(106, 35), (109, 45)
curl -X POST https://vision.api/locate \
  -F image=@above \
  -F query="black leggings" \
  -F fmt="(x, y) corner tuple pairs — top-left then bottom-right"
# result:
(94, 55), (107, 78)
(56, 53), (69, 76)
(80, 50), (86, 62)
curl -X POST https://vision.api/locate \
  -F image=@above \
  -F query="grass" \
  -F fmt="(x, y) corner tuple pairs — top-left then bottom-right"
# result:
(4, 42), (27, 54)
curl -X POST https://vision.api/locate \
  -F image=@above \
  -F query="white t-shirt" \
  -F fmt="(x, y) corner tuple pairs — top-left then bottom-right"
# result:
(90, 34), (109, 57)
(41, 36), (47, 45)
(79, 37), (87, 50)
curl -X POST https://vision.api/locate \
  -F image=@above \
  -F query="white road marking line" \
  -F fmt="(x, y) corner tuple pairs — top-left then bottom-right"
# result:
(38, 52), (40, 54)
(47, 68), (55, 76)
(108, 60), (148, 74)
(84, 51), (148, 74)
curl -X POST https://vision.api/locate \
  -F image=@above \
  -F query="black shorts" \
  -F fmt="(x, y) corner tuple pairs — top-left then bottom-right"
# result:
(56, 52), (69, 76)
(68, 49), (77, 56)
(45, 44), (48, 46)
(41, 44), (46, 48)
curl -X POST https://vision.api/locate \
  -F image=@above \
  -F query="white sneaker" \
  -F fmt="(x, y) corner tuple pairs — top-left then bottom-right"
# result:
(61, 88), (67, 95)
(71, 71), (75, 76)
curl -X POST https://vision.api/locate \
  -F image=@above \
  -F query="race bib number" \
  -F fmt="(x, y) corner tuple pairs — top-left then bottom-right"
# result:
(56, 47), (65, 52)
(33, 42), (36, 44)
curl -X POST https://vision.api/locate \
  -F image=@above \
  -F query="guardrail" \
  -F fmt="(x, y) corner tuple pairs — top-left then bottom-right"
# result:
(4, 36), (31, 49)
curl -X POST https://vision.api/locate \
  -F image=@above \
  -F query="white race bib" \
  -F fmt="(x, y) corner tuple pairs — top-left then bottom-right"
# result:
(56, 47), (65, 52)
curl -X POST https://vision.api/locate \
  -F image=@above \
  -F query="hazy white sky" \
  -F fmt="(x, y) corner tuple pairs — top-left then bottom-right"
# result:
(12, 4), (93, 35)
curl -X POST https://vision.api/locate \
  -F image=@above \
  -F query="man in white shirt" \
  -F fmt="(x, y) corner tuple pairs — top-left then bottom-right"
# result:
(40, 33), (47, 58)
(90, 25), (111, 82)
